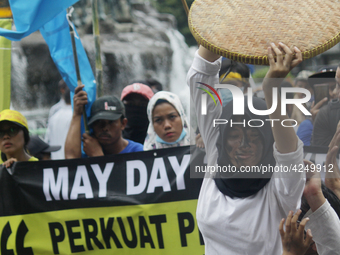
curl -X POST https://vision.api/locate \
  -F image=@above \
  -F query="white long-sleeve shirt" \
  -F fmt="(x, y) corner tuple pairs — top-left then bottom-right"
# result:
(187, 51), (306, 255)
(306, 200), (340, 255)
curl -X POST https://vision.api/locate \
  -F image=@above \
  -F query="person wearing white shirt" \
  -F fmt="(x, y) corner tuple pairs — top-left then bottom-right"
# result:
(187, 43), (306, 254)
(45, 81), (72, 160)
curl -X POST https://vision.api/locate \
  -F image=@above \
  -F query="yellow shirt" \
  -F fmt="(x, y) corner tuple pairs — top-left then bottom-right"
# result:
(29, 157), (39, 162)
(0, 153), (38, 163)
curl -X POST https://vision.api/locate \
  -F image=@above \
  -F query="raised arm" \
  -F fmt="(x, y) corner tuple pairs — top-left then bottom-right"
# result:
(187, 45), (222, 166)
(263, 43), (302, 153)
(197, 46), (220, 63)
(303, 160), (340, 255)
(325, 122), (340, 199)
(303, 160), (326, 212)
(64, 84), (88, 159)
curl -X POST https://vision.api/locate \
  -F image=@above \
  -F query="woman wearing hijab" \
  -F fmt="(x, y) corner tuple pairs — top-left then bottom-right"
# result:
(187, 44), (305, 254)
(0, 109), (38, 168)
(143, 91), (193, 150)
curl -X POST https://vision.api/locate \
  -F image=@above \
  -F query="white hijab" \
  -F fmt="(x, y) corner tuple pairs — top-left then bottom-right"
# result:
(143, 91), (193, 150)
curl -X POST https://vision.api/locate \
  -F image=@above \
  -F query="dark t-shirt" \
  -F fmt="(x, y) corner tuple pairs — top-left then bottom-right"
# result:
(312, 100), (340, 146)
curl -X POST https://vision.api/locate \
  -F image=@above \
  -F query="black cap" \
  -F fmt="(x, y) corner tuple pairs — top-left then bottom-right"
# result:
(308, 67), (336, 88)
(27, 135), (61, 156)
(88, 96), (125, 126)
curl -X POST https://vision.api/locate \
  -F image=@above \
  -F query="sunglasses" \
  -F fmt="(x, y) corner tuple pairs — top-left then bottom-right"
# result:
(0, 126), (21, 138)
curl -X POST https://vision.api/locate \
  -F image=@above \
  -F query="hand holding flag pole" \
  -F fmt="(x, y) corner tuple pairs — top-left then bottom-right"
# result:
(67, 8), (89, 133)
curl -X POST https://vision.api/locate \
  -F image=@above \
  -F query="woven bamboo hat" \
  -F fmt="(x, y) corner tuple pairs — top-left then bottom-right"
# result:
(188, 0), (340, 65)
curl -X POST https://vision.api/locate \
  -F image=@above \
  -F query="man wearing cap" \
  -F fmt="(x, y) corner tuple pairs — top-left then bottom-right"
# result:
(121, 83), (154, 144)
(65, 85), (143, 159)
(310, 66), (340, 146)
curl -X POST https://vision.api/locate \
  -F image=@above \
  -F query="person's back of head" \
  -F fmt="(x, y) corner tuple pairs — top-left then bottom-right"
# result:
(218, 58), (251, 105)
(63, 86), (71, 105)
(27, 135), (61, 160)
(219, 58), (250, 85)
(131, 78), (163, 93)
(146, 78), (163, 93)
(58, 79), (71, 105)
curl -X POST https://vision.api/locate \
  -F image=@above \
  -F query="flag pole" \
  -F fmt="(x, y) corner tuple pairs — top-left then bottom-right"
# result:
(180, 0), (199, 47)
(0, 0), (12, 112)
(180, 0), (190, 16)
(91, 0), (103, 98)
(67, 9), (89, 133)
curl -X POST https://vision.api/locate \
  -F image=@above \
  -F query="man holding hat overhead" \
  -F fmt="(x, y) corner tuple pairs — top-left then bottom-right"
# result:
(65, 85), (143, 159)
(310, 66), (340, 146)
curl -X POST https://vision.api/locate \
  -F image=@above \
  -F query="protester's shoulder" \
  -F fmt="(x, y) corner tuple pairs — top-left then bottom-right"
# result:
(297, 119), (313, 133)
(122, 139), (143, 153)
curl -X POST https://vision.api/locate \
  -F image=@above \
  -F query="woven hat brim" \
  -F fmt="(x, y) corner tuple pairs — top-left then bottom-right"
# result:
(188, 0), (340, 65)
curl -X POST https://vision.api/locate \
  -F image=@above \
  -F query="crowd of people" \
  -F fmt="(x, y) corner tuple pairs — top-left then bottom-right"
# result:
(1, 42), (340, 254)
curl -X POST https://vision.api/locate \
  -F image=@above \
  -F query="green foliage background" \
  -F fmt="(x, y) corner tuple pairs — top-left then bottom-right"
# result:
(151, 0), (196, 46)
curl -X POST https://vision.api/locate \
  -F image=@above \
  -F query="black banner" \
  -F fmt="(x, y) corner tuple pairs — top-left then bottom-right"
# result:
(0, 146), (203, 216)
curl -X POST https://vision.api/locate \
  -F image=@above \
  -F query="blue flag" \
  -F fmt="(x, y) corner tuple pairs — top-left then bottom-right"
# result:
(39, 10), (96, 127)
(0, 0), (79, 41)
